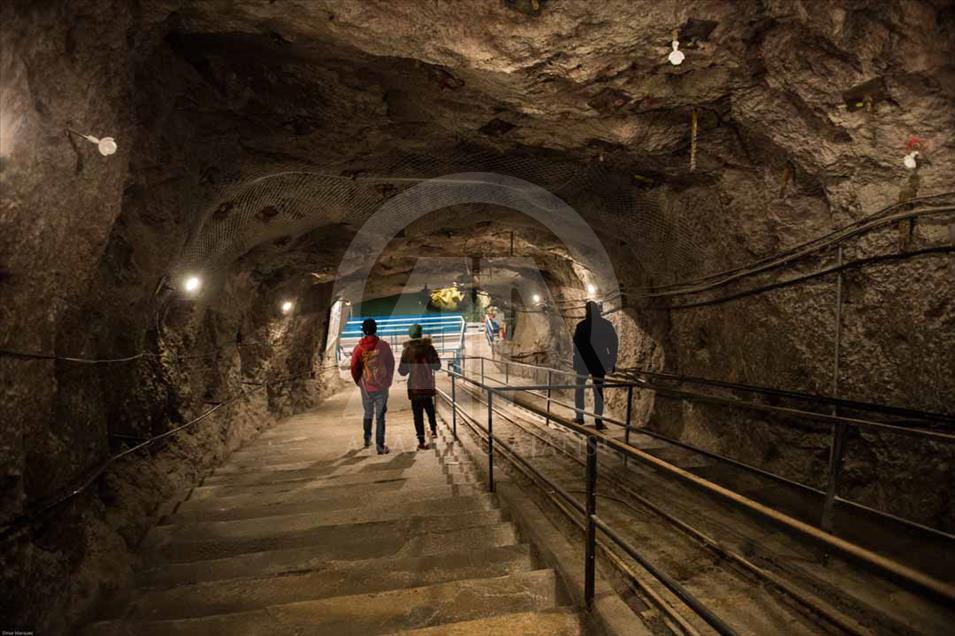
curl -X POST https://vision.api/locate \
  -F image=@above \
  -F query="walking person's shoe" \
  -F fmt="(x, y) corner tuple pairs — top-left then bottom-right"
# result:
(573, 418), (585, 425)
(417, 440), (430, 451)
(363, 437), (371, 449)
(595, 422), (607, 431)
(377, 445), (390, 455)
(430, 428), (438, 439)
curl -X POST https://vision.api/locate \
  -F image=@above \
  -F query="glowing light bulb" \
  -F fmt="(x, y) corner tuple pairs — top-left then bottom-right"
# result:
(183, 275), (202, 294)
(532, 294), (541, 303)
(903, 151), (919, 170)
(281, 300), (294, 314)
(587, 284), (597, 295)
(668, 40), (685, 66)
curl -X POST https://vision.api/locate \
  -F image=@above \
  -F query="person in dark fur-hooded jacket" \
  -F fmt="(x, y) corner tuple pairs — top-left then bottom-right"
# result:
(398, 323), (441, 450)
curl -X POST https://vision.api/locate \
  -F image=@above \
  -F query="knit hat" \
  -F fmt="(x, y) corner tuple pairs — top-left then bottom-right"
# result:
(408, 323), (423, 339)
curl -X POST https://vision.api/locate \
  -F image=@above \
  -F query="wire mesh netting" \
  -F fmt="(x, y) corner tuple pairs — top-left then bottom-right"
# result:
(179, 148), (702, 285)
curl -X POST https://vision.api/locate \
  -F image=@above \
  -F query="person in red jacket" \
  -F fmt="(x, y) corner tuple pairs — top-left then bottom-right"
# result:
(350, 318), (395, 454)
(398, 323), (441, 450)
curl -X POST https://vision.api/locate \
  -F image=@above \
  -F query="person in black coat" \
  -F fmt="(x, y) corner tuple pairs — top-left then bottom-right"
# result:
(572, 301), (619, 430)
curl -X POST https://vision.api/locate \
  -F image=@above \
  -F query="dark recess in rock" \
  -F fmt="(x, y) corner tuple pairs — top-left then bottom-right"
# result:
(479, 117), (517, 136)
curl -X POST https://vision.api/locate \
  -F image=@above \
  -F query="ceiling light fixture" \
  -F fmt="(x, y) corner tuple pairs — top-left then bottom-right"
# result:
(587, 284), (597, 296)
(281, 300), (294, 314)
(532, 294), (541, 304)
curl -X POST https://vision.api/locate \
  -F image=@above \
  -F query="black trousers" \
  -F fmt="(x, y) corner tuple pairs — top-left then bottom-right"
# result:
(410, 395), (437, 441)
(574, 374), (605, 426)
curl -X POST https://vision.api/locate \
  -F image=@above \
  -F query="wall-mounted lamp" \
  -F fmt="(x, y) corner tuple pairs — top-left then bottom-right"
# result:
(281, 300), (294, 315)
(586, 283), (597, 296)
(532, 294), (541, 304)
(668, 36), (685, 66)
(67, 128), (118, 156)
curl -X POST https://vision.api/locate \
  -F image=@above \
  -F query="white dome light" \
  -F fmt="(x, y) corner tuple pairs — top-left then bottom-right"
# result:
(587, 283), (597, 295)
(96, 137), (117, 156)
(281, 300), (294, 314)
(183, 275), (202, 294)
(82, 133), (118, 156)
(668, 40), (685, 66)
(903, 151), (919, 170)
(532, 294), (541, 303)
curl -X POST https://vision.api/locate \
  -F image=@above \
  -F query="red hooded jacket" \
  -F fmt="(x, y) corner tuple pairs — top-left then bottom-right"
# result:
(350, 335), (395, 393)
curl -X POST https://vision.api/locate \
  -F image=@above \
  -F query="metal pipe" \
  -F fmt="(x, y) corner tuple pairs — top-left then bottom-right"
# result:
(545, 369), (553, 427)
(584, 434), (598, 608)
(822, 246), (847, 532)
(592, 516), (739, 636)
(487, 389), (495, 493)
(441, 368), (955, 541)
(451, 374), (457, 440)
(624, 384), (634, 466)
(486, 388), (955, 605)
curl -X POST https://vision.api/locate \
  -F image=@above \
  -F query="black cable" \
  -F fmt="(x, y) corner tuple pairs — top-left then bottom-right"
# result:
(0, 369), (319, 543)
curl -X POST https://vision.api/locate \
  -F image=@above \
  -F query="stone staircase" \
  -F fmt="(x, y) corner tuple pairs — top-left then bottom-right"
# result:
(83, 392), (586, 635)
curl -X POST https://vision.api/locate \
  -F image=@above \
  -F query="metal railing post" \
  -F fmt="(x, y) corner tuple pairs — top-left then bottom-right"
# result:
(451, 374), (458, 440)
(487, 388), (495, 492)
(505, 359), (509, 384)
(545, 369), (553, 426)
(624, 384), (634, 466)
(821, 245), (846, 532)
(584, 434), (598, 608)
(481, 357), (485, 385)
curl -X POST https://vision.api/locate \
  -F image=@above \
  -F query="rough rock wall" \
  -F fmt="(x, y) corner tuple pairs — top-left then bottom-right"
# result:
(0, 3), (340, 630)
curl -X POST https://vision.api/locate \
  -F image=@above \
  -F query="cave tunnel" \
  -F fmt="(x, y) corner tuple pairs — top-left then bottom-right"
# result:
(2, 1), (954, 634)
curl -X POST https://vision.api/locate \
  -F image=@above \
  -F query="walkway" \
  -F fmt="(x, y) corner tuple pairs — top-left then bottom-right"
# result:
(84, 383), (585, 635)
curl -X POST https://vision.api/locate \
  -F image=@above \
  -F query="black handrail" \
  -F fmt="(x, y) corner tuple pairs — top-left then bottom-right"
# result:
(437, 369), (740, 634)
(470, 354), (955, 541)
(440, 365), (955, 614)
(0, 370), (317, 543)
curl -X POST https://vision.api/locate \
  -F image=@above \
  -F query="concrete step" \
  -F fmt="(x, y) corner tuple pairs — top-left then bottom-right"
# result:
(212, 446), (473, 476)
(87, 569), (560, 636)
(203, 456), (474, 487)
(166, 483), (486, 522)
(393, 608), (584, 635)
(101, 543), (535, 621)
(177, 475), (483, 512)
(139, 520), (521, 587)
(188, 468), (477, 501)
(144, 509), (510, 564)
(142, 496), (501, 549)
(227, 437), (464, 461)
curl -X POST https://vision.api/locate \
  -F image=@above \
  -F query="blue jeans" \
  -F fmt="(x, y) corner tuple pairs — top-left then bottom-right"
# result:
(361, 388), (388, 450)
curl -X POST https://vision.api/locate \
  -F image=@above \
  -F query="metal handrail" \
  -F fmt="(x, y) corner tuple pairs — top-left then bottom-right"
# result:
(465, 354), (954, 427)
(464, 354), (955, 541)
(0, 370), (317, 543)
(438, 366), (955, 619)
(438, 368), (739, 634)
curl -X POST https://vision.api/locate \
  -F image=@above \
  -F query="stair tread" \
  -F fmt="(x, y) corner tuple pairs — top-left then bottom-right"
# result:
(87, 569), (560, 636)
(144, 510), (511, 564)
(140, 521), (520, 587)
(392, 608), (584, 635)
(153, 493), (497, 542)
(101, 543), (535, 621)
(167, 483), (485, 521)
(189, 468), (475, 500)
